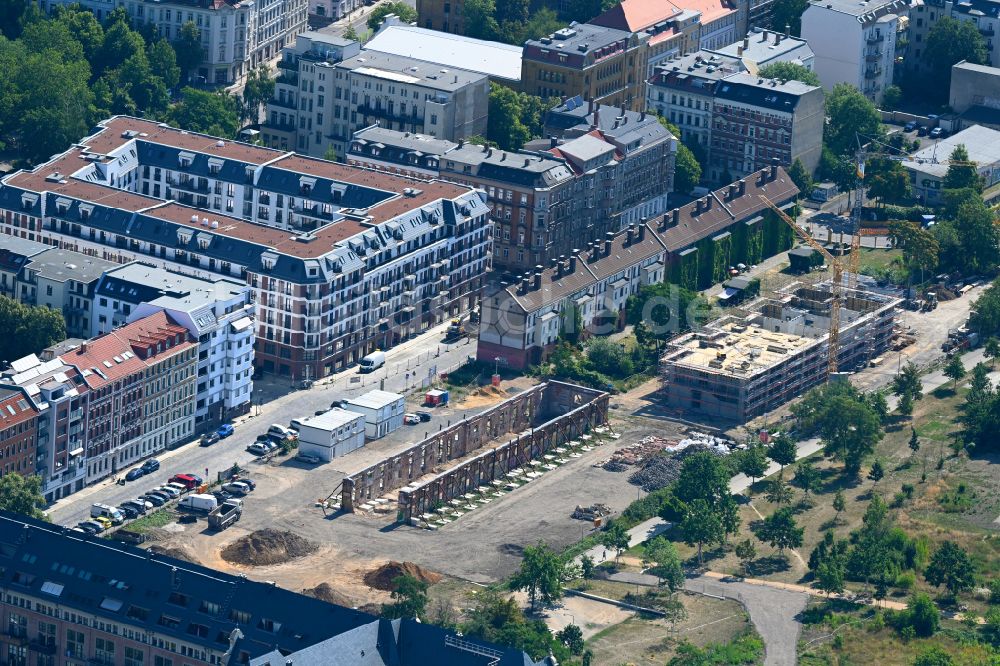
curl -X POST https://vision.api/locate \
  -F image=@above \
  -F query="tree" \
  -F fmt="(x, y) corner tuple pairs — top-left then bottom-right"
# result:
(173, 21), (204, 83)
(241, 65), (274, 124)
(913, 645), (955, 666)
(674, 451), (732, 506)
(644, 536), (684, 592)
(882, 85), (903, 111)
(510, 542), (564, 611)
(739, 444), (770, 490)
(867, 459), (884, 491)
(820, 395), (883, 477)
(888, 219), (940, 276)
(0, 295), (68, 364)
(893, 361), (923, 403)
(865, 391), (890, 423)
(971, 279), (1000, 339)
(147, 38), (180, 90)
(906, 592), (941, 637)
(786, 157), (814, 195)
(0, 474), (47, 519)
(555, 624), (584, 655)
(770, 0), (808, 36)
(924, 541), (976, 599)
(518, 7), (563, 42)
(764, 472), (794, 505)
(381, 574), (428, 619)
(94, 17), (144, 77)
(816, 557), (846, 597)
(625, 282), (708, 340)
(908, 427), (921, 459)
(758, 62), (820, 86)
(865, 159), (910, 206)
(580, 554), (594, 579)
(824, 84), (883, 157)
(343, 25), (360, 41)
(985, 337), (1000, 368)
(943, 144), (982, 193)
(735, 539), (756, 576)
(925, 17), (987, 100)
(792, 460), (820, 499)
(832, 490), (846, 523)
(752, 507), (803, 554)
(485, 84), (553, 151)
(681, 499), (724, 567)
(657, 116), (701, 193)
(367, 1), (417, 29)
(169, 87), (240, 137)
(600, 522), (630, 565)
(944, 353), (966, 389)
(767, 436), (797, 470)
(52, 4), (105, 62)
(585, 337), (633, 378)
(948, 198), (1000, 274)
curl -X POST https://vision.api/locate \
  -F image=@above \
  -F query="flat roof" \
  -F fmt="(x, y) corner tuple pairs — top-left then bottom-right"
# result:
(337, 51), (487, 91)
(25, 248), (119, 283)
(903, 124), (1000, 177)
(668, 321), (818, 376)
(709, 28), (813, 64)
(101, 263), (247, 310)
(345, 389), (404, 409)
(301, 407), (364, 430)
(365, 25), (522, 82)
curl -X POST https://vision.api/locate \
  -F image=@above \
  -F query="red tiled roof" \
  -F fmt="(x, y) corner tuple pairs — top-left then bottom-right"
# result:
(0, 389), (39, 428)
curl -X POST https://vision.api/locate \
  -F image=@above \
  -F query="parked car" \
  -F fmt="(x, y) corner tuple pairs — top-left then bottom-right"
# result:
(930, 127), (945, 138)
(155, 485), (181, 499)
(263, 437), (281, 449)
(247, 442), (270, 456)
(200, 433), (220, 447)
(185, 473), (204, 486)
(93, 516), (113, 530)
(77, 520), (104, 534)
(118, 504), (140, 520)
(141, 458), (160, 473)
(415, 411), (432, 422)
(212, 490), (233, 503)
(296, 452), (321, 464)
(267, 424), (291, 439)
(330, 399), (344, 409)
(125, 468), (145, 482)
(904, 120), (917, 132)
(217, 423), (234, 438)
(289, 419), (304, 431)
(238, 478), (256, 491)
(403, 413), (421, 425)
(169, 474), (200, 490)
(120, 500), (147, 515)
(140, 493), (166, 507)
(145, 490), (171, 503)
(917, 125), (929, 137)
(165, 482), (188, 496)
(222, 481), (250, 496)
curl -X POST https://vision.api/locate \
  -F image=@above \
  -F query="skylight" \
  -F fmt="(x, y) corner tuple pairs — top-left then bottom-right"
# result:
(100, 597), (124, 612)
(41, 581), (64, 597)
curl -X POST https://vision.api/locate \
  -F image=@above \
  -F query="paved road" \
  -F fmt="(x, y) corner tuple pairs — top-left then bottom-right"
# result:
(47, 320), (476, 526)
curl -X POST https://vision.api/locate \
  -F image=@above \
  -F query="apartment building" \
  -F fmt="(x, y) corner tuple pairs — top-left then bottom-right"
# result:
(261, 34), (490, 159)
(0, 388), (39, 478)
(949, 61), (1000, 130)
(909, 0), (997, 81)
(94, 264), (254, 424)
(0, 116), (490, 382)
(417, 0), (466, 34)
(0, 512), (537, 666)
(522, 24), (648, 110)
(478, 165), (799, 368)
(309, 0), (361, 23)
(39, 0), (307, 85)
(589, 0), (704, 76)
(0, 237), (47, 299)
(12, 249), (118, 338)
(0, 312), (197, 500)
(349, 104), (676, 275)
(647, 52), (824, 182)
(801, 0), (909, 104)
(660, 284), (900, 422)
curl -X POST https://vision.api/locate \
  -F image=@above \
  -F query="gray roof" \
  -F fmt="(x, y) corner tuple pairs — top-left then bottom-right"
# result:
(715, 72), (819, 110)
(0, 236), (48, 259)
(903, 124), (1000, 177)
(337, 51), (487, 91)
(346, 389), (404, 409)
(365, 24), (522, 82)
(353, 127), (458, 157)
(556, 134), (617, 165)
(953, 60), (1000, 75)
(445, 144), (575, 186)
(650, 52), (744, 85)
(523, 22), (632, 55)
(24, 248), (118, 284)
(301, 407), (363, 431)
(99, 263), (247, 312)
(708, 28), (813, 65)
(807, 0), (907, 18)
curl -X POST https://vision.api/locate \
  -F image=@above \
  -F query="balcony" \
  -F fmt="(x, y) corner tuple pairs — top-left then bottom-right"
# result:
(270, 97), (297, 110)
(865, 50), (882, 62)
(981, 25), (995, 36)
(276, 72), (299, 86)
(864, 66), (883, 78)
(866, 32), (884, 43)
(356, 104), (417, 126)
(171, 177), (209, 194)
(28, 639), (56, 655)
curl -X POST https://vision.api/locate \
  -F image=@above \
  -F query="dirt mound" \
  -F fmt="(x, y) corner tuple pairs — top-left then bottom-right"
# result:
(220, 529), (318, 566)
(302, 583), (354, 607)
(363, 561), (442, 591)
(148, 545), (200, 564)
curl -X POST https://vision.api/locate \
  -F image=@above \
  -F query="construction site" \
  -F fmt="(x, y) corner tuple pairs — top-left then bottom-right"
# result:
(660, 280), (902, 423)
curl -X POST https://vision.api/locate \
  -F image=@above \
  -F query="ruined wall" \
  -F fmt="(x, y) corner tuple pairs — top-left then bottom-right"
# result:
(340, 381), (608, 511)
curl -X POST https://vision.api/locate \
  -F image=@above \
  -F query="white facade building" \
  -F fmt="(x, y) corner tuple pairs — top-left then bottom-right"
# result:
(39, 0), (307, 85)
(343, 389), (406, 439)
(94, 264), (256, 424)
(297, 408), (365, 460)
(801, 0), (908, 104)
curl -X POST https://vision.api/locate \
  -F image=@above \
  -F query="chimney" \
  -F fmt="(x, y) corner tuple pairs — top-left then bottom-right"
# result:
(520, 275), (529, 293)
(738, 179), (746, 195)
(672, 208), (680, 226)
(550, 257), (558, 269)
(626, 224), (635, 245)
(604, 231), (613, 256)
(80, 341), (88, 353)
(589, 242), (598, 261)
(743, 37), (749, 49)
(776, 33), (782, 45)
(533, 267), (542, 290)
(770, 158), (779, 181)
(786, 24), (791, 37)
(487, 148), (493, 157)
(728, 184), (736, 200)
(704, 196), (712, 210)
(549, 135), (558, 148)
(638, 218), (646, 241)
(557, 255), (566, 277)
(640, 110), (646, 121)
(591, 106), (600, 130)
(569, 253), (578, 273)
(762, 29), (769, 41)
(524, 158), (530, 167)
(695, 199), (703, 214)
(737, 45), (744, 56)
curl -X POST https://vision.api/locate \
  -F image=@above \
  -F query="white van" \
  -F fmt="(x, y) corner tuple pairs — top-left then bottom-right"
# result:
(267, 424), (291, 439)
(90, 503), (124, 525)
(358, 350), (386, 373)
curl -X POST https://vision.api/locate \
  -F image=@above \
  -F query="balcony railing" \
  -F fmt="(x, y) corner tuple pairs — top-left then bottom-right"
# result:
(866, 32), (884, 43)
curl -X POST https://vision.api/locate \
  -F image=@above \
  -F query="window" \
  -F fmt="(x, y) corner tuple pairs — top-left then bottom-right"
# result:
(124, 647), (144, 666)
(95, 637), (116, 664)
(67, 629), (84, 659)
(154, 657), (172, 666)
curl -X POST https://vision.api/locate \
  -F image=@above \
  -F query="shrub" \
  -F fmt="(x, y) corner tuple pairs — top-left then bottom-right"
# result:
(896, 572), (916, 591)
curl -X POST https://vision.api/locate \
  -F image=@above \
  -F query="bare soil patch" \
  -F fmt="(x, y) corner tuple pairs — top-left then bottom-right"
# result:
(220, 529), (318, 566)
(302, 582), (355, 607)
(363, 561), (443, 591)
(149, 545), (201, 564)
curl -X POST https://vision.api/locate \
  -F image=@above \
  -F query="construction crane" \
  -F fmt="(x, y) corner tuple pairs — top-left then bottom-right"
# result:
(760, 195), (844, 377)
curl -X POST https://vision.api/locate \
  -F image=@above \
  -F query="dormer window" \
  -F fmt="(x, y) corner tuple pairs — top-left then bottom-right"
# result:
(178, 151), (195, 168)
(80, 204), (93, 220)
(299, 176), (316, 194)
(55, 198), (71, 215)
(260, 252), (278, 271)
(177, 229), (193, 244)
(208, 158), (223, 174)
(21, 193), (38, 210)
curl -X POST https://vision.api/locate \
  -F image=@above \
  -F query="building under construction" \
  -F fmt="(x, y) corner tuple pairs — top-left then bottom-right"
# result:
(660, 282), (901, 423)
